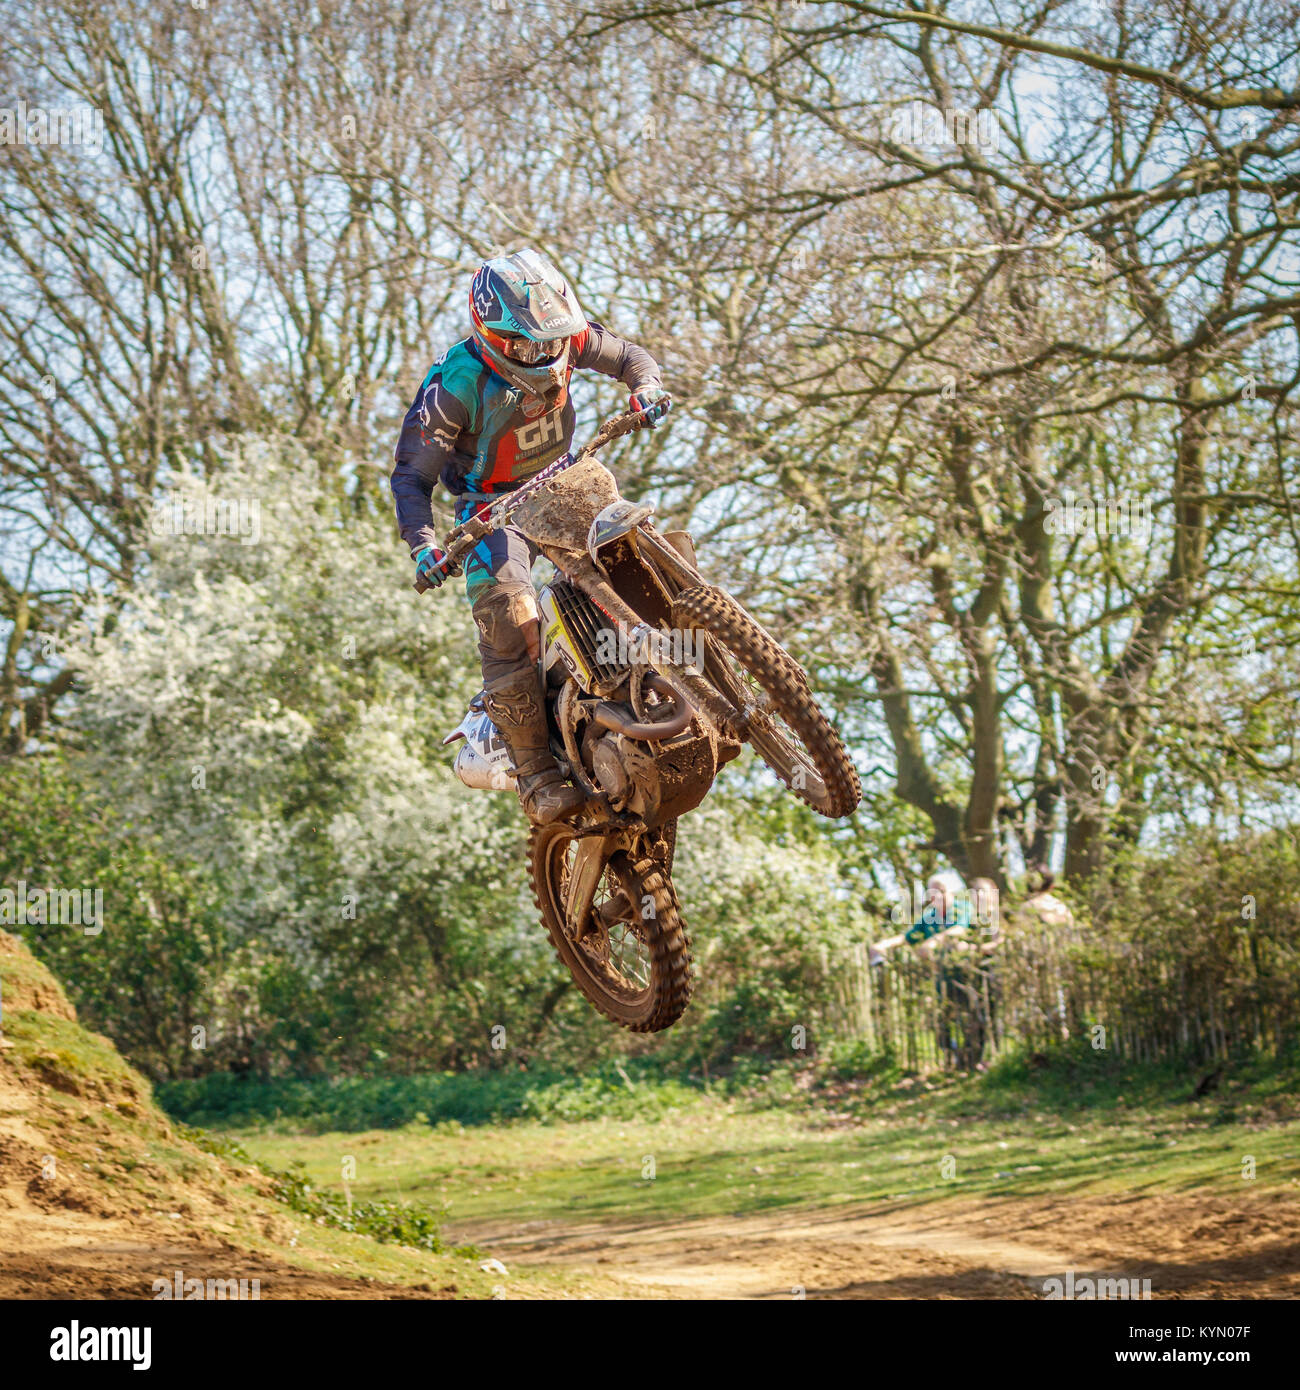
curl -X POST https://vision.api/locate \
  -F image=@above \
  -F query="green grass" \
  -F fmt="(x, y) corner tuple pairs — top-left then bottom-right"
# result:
(218, 1056), (1300, 1235)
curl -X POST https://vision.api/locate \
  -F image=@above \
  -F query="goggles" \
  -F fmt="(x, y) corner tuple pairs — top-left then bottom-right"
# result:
(502, 335), (565, 364)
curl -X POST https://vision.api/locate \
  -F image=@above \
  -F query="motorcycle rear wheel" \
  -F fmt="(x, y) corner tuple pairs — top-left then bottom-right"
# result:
(529, 824), (693, 1032)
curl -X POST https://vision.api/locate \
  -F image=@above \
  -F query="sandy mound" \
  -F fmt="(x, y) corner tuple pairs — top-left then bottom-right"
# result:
(0, 932), (455, 1299)
(0, 932), (77, 1021)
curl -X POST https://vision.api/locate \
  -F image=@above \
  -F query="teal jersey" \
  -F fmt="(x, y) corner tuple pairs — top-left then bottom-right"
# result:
(391, 322), (661, 555)
(904, 898), (973, 946)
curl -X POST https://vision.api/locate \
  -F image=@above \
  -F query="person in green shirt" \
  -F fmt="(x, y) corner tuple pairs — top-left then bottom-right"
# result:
(869, 870), (972, 965)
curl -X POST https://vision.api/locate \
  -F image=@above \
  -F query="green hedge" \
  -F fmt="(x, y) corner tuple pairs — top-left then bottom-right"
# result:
(157, 1061), (712, 1132)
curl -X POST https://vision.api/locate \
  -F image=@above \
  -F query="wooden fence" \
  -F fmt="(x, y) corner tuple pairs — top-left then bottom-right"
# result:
(819, 914), (1300, 1071)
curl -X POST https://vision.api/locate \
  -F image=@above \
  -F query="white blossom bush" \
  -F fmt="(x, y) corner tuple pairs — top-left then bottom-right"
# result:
(70, 438), (552, 1070)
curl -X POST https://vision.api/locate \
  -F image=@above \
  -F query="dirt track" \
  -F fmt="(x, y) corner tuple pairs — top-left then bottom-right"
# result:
(0, 1229), (455, 1300)
(5, 1173), (1299, 1300)
(452, 1190), (1300, 1300)
(5, 1052), (1299, 1301)
(0, 1027), (455, 1301)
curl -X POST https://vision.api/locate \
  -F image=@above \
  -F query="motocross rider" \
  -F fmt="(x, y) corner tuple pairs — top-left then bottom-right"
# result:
(390, 248), (671, 825)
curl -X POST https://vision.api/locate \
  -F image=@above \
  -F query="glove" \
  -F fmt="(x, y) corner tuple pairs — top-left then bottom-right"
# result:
(630, 387), (672, 429)
(414, 544), (453, 589)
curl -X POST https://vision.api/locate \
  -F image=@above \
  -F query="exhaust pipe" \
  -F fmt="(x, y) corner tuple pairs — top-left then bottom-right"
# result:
(591, 673), (694, 741)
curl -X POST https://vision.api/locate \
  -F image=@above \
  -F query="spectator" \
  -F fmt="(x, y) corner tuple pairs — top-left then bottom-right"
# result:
(868, 870), (998, 1071)
(1013, 865), (1077, 1040)
(1021, 865), (1075, 931)
(941, 876), (1003, 1068)
(869, 870), (972, 965)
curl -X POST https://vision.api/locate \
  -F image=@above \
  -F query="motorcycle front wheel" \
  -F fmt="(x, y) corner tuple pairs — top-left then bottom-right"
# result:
(528, 824), (693, 1032)
(671, 584), (862, 819)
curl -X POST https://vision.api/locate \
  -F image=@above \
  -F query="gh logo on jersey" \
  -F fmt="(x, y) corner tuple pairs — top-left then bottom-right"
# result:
(515, 409), (564, 452)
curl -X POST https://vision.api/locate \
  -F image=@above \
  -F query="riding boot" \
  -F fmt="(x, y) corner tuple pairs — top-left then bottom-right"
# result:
(483, 672), (587, 825)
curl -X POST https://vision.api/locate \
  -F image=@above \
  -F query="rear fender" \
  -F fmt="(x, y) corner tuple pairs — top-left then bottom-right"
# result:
(443, 706), (515, 791)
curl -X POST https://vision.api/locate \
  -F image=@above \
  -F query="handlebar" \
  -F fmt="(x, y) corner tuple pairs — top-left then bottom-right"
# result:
(413, 397), (669, 594)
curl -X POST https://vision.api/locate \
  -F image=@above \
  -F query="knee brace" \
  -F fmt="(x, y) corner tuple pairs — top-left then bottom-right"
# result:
(472, 584), (542, 687)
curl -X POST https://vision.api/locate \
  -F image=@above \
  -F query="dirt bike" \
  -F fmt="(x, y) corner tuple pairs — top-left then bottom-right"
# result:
(420, 402), (861, 1033)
